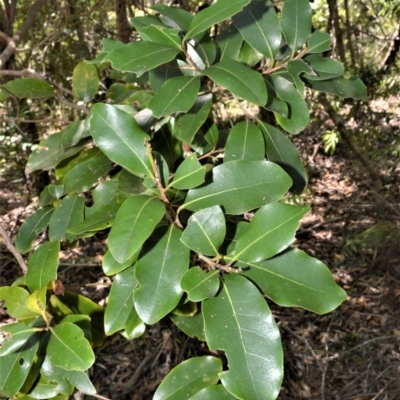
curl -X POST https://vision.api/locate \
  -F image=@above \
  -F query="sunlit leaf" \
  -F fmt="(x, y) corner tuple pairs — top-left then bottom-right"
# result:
(0, 323), (37, 357)
(170, 153), (205, 190)
(180, 267), (220, 302)
(72, 62), (99, 102)
(2, 78), (54, 99)
(0, 286), (40, 320)
(307, 30), (332, 53)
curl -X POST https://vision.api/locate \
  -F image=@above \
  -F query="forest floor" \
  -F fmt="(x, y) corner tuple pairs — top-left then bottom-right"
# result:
(1, 95), (400, 400)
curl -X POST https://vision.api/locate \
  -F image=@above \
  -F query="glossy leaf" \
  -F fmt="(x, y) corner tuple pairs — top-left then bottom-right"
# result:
(231, 202), (309, 263)
(123, 308), (146, 340)
(217, 25), (243, 61)
(72, 62), (99, 102)
(303, 54), (344, 80)
(61, 119), (91, 149)
(0, 323), (37, 356)
(141, 25), (181, 50)
(192, 32), (217, 67)
(104, 266), (137, 335)
(90, 104), (153, 177)
(259, 121), (308, 194)
(236, 41), (264, 67)
(86, 180), (119, 217)
(176, 93), (212, 145)
(102, 249), (138, 276)
(105, 41), (180, 76)
(203, 274), (283, 399)
(239, 248), (347, 314)
(25, 287), (47, 318)
(48, 194), (85, 241)
(184, 0), (250, 39)
(281, 0), (312, 54)
(130, 16), (165, 38)
(232, 0), (281, 60)
(26, 241), (60, 292)
(205, 59), (267, 106)
(148, 76), (201, 118)
(134, 225), (190, 324)
(153, 356), (222, 400)
(39, 184), (64, 207)
(151, 4), (193, 31)
(149, 60), (183, 93)
(287, 59), (314, 95)
(108, 195), (165, 263)
(170, 312), (205, 341)
(170, 153), (205, 190)
(181, 206), (226, 256)
(0, 286), (39, 320)
(180, 268), (220, 302)
(2, 77), (54, 99)
(0, 334), (40, 398)
(307, 30), (332, 53)
(181, 160), (292, 215)
(224, 120), (265, 162)
(15, 207), (54, 253)
(189, 385), (237, 399)
(47, 323), (95, 371)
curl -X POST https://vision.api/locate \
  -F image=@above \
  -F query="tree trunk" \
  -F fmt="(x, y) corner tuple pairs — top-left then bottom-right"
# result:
(115, 0), (132, 44)
(326, 0), (346, 67)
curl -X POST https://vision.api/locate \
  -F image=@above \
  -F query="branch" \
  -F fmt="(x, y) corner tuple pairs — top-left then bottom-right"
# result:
(0, 222), (27, 274)
(0, 68), (45, 79)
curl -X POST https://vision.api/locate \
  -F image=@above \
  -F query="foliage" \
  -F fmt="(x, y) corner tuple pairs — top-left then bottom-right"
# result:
(0, 0), (367, 398)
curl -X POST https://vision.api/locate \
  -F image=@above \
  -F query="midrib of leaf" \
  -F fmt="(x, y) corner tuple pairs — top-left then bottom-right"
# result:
(241, 121), (250, 159)
(169, 165), (203, 189)
(261, 125), (284, 162)
(108, 292), (133, 329)
(152, 26), (180, 48)
(50, 327), (85, 367)
(1, 342), (30, 390)
(193, 218), (218, 255)
(292, 3), (299, 56)
(114, 47), (177, 70)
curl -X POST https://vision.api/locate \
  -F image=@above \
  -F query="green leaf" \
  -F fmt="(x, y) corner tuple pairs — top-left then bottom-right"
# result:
(230, 202), (309, 263)
(176, 94), (212, 145)
(153, 356), (222, 400)
(104, 42), (180, 76)
(307, 30), (332, 53)
(259, 121), (308, 194)
(102, 249), (138, 276)
(0, 323), (37, 357)
(15, 207), (54, 253)
(108, 195), (165, 263)
(48, 194), (85, 241)
(0, 286), (39, 320)
(181, 206), (226, 256)
(61, 119), (91, 149)
(149, 60), (184, 93)
(86, 180), (119, 217)
(203, 274), (283, 399)
(184, 0), (250, 39)
(302, 54), (344, 80)
(141, 25), (181, 50)
(170, 153), (205, 190)
(148, 76), (201, 118)
(265, 74), (309, 134)
(130, 16), (166, 38)
(134, 225), (190, 324)
(236, 41), (264, 67)
(72, 62), (99, 103)
(239, 248), (347, 314)
(303, 75), (367, 99)
(39, 185), (64, 207)
(151, 4), (193, 31)
(2, 78), (54, 99)
(123, 308), (145, 340)
(232, 0), (281, 60)
(63, 153), (111, 194)
(170, 312), (205, 341)
(217, 25), (243, 61)
(192, 31), (217, 67)
(287, 59), (314, 95)
(189, 385), (237, 399)
(0, 334), (40, 398)
(47, 323), (95, 371)
(281, 0), (312, 54)
(86, 38), (125, 64)
(181, 160), (292, 215)
(26, 241), (60, 292)
(90, 104), (153, 177)
(180, 268), (220, 302)
(205, 59), (267, 106)
(104, 266), (137, 335)
(224, 120), (265, 162)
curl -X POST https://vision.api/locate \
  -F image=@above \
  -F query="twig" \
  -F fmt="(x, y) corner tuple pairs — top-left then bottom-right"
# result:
(198, 254), (242, 273)
(342, 335), (400, 354)
(0, 222), (27, 274)
(0, 68), (45, 79)
(297, 216), (349, 235)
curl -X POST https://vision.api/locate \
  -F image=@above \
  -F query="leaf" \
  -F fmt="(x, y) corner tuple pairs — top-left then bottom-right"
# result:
(47, 323), (95, 371)
(287, 59), (314, 95)
(130, 16), (166, 39)
(141, 25), (181, 50)
(205, 59), (267, 106)
(307, 30), (332, 53)
(102, 249), (138, 276)
(217, 24), (243, 61)
(170, 312), (205, 341)
(153, 356), (222, 400)
(232, 0), (281, 60)
(151, 4), (194, 31)
(236, 41), (264, 67)
(192, 31), (217, 67)
(303, 75), (367, 99)
(230, 202), (309, 263)
(180, 268), (220, 302)
(123, 308), (145, 340)
(104, 266), (137, 335)
(134, 225), (190, 324)
(170, 153), (205, 190)
(86, 38), (125, 64)
(39, 184), (64, 207)
(181, 206), (226, 256)
(90, 104), (153, 177)
(189, 385), (237, 399)
(258, 121), (308, 194)
(15, 207), (54, 253)
(108, 195), (165, 264)
(281, 0), (312, 54)
(0, 323), (37, 357)
(181, 160), (292, 215)
(149, 60), (184, 93)
(148, 76), (201, 118)
(2, 78), (54, 99)
(0, 334), (40, 398)
(72, 62), (99, 102)
(265, 74), (309, 134)
(302, 54), (344, 80)
(224, 120), (265, 162)
(61, 119), (91, 149)
(239, 248), (347, 314)
(48, 194), (85, 241)
(86, 180), (119, 217)
(203, 274), (283, 399)
(63, 153), (112, 194)
(0, 286), (39, 320)
(184, 0), (250, 39)
(104, 41), (180, 76)
(176, 93), (212, 145)
(25, 241), (60, 292)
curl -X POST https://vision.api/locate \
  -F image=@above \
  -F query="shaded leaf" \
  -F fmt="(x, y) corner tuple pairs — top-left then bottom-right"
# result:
(39, 185), (64, 207)
(2, 78), (54, 99)
(217, 24), (243, 61)
(0, 323), (37, 357)
(86, 180), (119, 218)
(149, 60), (183, 93)
(303, 54), (344, 80)
(236, 41), (264, 67)
(141, 25), (181, 50)
(287, 59), (314, 95)
(87, 38), (125, 64)
(170, 312), (206, 341)
(123, 308), (146, 340)
(0, 286), (39, 320)
(170, 153), (205, 190)
(180, 268), (220, 302)
(102, 249), (138, 276)
(61, 120), (91, 149)
(151, 4), (193, 31)
(72, 62), (99, 102)
(307, 30), (332, 53)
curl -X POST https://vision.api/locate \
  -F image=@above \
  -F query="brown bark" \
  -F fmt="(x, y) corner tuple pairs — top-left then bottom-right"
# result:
(343, 0), (356, 70)
(115, 0), (132, 44)
(379, 22), (400, 73)
(326, 0), (346, 66)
